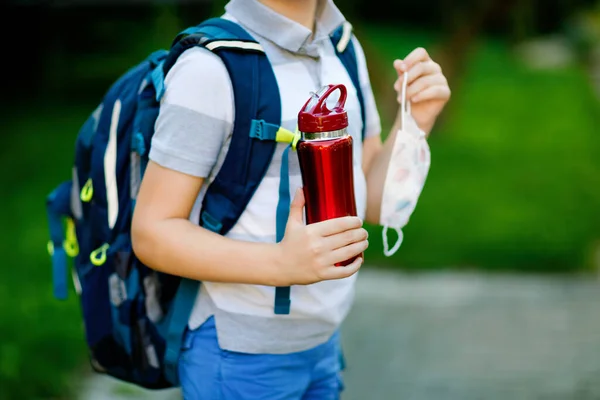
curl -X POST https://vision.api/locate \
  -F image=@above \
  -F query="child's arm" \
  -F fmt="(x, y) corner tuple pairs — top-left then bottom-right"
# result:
(363, 115), (400, 224)
(363, 47), (450, 224)
(131, 161), (368, 287)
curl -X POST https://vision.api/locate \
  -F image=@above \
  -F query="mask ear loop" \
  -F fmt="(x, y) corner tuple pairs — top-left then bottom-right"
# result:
(400, 71), (409, 130)
(383, 226), (404, 257)
(382, 71), (409, 258)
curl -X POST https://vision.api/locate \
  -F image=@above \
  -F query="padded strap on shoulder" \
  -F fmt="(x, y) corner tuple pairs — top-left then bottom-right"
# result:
(171, 23), (265, 53)
(197, 20), (280, 236)
(162, 17), (282, 384)
(171, 18), (264, 48)
(331, 22), (367, 141)
(153, 18), (265, 102)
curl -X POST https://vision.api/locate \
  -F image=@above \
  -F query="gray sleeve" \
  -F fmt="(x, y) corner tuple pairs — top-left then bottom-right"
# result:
(150, 104), (232, 178)
(149, 47), (234, 178)
(351, 36), (383, 139)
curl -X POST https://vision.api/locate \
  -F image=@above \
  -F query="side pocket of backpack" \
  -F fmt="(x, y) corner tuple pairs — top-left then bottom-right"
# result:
(73, 104), (104, 257)
(78, 233), (138, 378)
(105, 234), (138, 356)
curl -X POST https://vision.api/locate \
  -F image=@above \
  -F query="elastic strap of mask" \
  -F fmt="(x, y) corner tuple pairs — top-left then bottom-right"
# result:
(401, 71), (410, 130)
(381, 72), (409, 258)
(382, 225), (404, 257)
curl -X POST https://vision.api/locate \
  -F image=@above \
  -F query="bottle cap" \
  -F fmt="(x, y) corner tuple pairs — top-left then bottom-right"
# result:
(298, 84), (348, 134)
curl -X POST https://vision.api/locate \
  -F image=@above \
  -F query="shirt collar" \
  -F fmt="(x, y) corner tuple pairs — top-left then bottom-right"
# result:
(224, 0), (346, 55)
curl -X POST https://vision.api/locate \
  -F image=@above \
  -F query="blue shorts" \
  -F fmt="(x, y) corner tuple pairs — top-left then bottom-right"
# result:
(178, 316), (345, 399)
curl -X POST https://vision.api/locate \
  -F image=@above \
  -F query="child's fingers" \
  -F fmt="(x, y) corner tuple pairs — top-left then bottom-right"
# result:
(325, 240), (369, 267)
(393, 59), (406, 74)
(287, 188), (305, 224)
(412, 85), (451, 103)
(311, 216), (363, 237)
(403, 47), (431, 70)
(394, 60), (442, 91)
(406, 74), (447, 99)
(321, 257), (364, 281)
(407, 61), (442, 85)
(323, 227), (369, 251)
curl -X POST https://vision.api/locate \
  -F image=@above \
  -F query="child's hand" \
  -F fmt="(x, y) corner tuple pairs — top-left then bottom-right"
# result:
(276, 189), (368, 285)
(393, 47), (450, 134)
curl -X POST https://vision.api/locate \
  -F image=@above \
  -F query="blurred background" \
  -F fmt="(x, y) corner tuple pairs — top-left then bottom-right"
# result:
(2, 0), (600, 398)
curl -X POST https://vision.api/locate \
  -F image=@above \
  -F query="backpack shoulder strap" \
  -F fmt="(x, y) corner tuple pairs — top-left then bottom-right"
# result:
(152, 18), (265, 102)
(160, 17), (282, 385)
(151, 17), (280, 236)
(330, 22), (367, 141)
(195, 18), (281, 236)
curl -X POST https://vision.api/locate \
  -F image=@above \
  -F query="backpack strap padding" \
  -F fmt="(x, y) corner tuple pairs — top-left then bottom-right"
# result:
(331, 22), (367, 141)
(197, 20), (281, 236)
(154, 18), (265, 103)
(162, 18), (282, 385)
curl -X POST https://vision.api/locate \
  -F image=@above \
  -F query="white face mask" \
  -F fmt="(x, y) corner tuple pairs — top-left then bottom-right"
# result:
(379, 72), (431, 257)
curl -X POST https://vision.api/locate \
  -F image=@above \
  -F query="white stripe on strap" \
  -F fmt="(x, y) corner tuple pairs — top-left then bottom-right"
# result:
(336, 21), (353, 53)
(206, 40), (264, 52)
(105, 99), (120, 229)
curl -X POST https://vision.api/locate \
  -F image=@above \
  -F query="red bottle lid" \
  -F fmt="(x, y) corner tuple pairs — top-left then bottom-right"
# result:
(298, 84), (348, 133)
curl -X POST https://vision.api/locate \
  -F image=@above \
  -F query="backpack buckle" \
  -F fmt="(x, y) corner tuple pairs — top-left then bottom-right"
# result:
(249, 119), (269, 141)
(250, 120), (300, 150)
(201, 211), (223, 233)
(132, 132), (147, 156)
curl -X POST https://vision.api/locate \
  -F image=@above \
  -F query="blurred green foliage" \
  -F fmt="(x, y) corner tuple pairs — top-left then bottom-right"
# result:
(362, 32), (600, 272)
(2, 109), (91, 399)
(1, 4), (599, 399)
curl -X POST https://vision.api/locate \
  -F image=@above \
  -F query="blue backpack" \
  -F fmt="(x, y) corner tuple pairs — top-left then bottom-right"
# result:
(45, 17), (366, 389)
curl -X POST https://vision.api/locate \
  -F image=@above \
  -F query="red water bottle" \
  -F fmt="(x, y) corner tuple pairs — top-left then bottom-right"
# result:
(297, 84), (360, 267)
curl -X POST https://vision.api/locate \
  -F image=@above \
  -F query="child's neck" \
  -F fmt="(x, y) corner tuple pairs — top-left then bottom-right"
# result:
(258, 0), (319, 32)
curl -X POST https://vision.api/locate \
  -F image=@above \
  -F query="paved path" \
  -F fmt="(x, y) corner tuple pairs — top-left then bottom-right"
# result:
(77, 269), (600, 400)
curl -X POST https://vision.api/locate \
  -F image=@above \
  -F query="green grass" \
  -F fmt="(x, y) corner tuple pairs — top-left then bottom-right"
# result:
(1, 22), (599, 399)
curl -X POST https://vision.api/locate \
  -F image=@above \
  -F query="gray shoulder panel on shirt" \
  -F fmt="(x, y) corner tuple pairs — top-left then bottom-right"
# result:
(150, 103), (232, 178)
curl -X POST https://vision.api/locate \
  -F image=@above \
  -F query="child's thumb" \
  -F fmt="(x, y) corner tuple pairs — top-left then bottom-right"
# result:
(288, 188), (305, 223)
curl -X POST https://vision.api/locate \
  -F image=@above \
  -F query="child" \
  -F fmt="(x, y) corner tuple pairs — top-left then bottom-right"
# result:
(131, 0), (450, 398)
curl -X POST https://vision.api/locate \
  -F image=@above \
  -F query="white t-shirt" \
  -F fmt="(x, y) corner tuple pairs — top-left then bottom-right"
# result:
(149, 0), (382, 354)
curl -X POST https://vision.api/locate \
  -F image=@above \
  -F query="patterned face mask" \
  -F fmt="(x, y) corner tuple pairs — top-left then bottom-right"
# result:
(379, 72), (431, 257)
